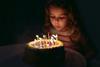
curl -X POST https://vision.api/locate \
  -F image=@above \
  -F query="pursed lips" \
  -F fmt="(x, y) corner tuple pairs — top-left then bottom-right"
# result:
(55, 26), (61, 28)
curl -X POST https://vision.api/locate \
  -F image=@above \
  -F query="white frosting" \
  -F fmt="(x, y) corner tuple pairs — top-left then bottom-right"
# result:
(27, 39), (63, 49)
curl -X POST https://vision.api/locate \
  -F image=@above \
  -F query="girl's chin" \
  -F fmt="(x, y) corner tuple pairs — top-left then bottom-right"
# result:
(55, 28), (66, 32)
(55, 28), (63, 32)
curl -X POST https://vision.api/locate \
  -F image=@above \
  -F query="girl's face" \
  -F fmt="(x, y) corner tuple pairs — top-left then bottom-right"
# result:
(49, 6), (68, 32)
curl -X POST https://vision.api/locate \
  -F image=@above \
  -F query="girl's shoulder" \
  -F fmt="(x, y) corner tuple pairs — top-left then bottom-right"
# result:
(71, 26), (87, 45)
(70, 26), (81, 41)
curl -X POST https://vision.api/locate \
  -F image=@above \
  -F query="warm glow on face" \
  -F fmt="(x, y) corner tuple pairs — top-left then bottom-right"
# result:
(49, 6), (68, 32)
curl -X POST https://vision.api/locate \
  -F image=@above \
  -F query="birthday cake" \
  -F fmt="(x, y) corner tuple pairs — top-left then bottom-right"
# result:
(23, 35), (65, 67)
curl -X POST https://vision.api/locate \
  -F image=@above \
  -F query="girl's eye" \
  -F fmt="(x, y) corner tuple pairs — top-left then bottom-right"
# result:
(50, 16), (55, 19)
(59, 17), (66, 19)
(50, 16), (67, 20)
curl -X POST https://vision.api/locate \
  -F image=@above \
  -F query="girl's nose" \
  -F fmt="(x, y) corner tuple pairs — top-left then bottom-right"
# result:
(55, 19), (59, 24)
(55, 18), (60, 22)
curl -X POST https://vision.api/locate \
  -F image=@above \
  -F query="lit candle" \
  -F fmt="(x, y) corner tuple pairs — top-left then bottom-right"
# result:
(43, 35), (47, 39)
(36, 35), (39, 40)
(52, 34), (58, 40)
(56, 34), (58, 40)
(48, 32), (50, 39)
(39, 37), (42, 47)
(50, 36), (55, 46)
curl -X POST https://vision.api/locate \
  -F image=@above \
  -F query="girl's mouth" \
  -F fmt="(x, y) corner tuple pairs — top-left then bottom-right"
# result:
(56, 26), (60, 28)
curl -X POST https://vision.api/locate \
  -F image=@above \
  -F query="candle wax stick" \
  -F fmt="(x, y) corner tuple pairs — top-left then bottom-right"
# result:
(48, 32), (50, 39)
(56, 34), (58, 40)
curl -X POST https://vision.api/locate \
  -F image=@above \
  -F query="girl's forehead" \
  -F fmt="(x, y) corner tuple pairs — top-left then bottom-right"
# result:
(49, 6), (66, 15)
(49, 6), (67, 15)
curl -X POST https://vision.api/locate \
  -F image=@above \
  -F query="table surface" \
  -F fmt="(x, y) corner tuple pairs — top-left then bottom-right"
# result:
(0, 44), (33, 67)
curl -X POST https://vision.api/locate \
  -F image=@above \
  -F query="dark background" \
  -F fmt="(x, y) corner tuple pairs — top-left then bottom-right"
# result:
(0, 0), (100, 65)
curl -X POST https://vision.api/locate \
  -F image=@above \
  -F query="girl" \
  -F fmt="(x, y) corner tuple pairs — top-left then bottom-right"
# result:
(44, 0), (95, 59)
